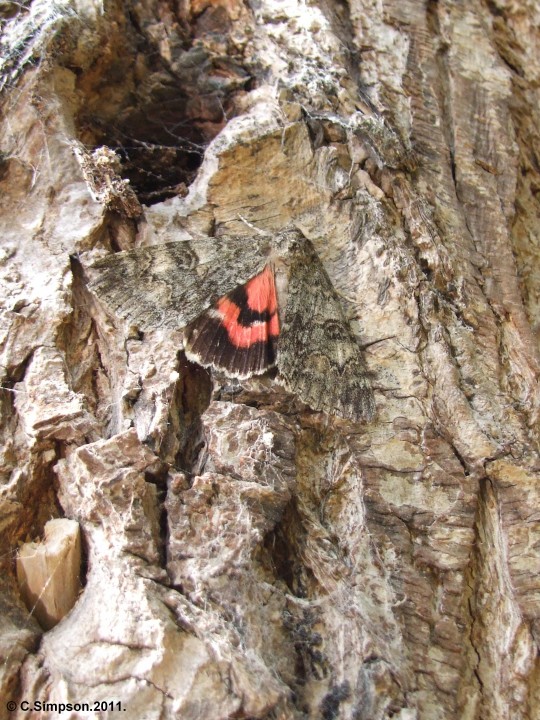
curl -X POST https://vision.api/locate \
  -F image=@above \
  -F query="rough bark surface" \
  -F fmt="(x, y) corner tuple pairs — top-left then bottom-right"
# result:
(0, 0), (539, 719)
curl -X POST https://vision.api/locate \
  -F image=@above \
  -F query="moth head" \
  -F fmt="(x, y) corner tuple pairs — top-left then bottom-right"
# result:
(271, 228), (303, 257)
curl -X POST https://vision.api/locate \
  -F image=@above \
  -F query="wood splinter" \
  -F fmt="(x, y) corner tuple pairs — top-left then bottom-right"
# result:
(16, 519), (82, 631)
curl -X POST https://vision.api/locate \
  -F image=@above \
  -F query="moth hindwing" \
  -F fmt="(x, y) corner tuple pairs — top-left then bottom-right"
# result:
(86, 230), (374, 422)
(184, 264), (280, 379)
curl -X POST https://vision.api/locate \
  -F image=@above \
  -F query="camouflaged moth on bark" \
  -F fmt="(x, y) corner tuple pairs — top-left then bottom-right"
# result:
(86, 229), (375, 422)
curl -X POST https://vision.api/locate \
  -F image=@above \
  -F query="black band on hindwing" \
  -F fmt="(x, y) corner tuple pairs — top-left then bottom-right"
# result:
(227, 286), (276, 326)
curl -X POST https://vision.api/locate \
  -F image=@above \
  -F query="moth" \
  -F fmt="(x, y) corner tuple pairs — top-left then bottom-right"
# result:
(86, 229), (374, 422)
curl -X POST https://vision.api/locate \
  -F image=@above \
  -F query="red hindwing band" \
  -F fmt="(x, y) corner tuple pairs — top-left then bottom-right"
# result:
(185, 265), (279, 378)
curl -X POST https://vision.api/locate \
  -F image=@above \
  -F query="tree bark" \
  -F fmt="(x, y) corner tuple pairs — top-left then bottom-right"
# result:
(1, 0), (539, 718)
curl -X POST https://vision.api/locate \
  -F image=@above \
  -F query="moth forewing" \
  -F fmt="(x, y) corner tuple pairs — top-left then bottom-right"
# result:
(86, 236), (272, 332)
(276, 239), (375, 422)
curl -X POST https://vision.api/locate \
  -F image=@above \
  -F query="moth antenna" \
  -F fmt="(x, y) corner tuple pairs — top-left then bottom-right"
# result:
(237, 214), (266, 236)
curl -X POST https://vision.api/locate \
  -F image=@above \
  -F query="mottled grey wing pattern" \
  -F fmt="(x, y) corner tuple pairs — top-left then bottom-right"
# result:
(277, 240), (375, 422)
(86, 236), (271, 331)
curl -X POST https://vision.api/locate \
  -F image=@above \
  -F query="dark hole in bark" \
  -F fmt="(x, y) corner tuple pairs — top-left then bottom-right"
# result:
(73, 8), (253, 205)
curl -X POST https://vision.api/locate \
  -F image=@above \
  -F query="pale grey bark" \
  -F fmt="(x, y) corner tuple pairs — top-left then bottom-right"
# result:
(1, 1), (539, 719)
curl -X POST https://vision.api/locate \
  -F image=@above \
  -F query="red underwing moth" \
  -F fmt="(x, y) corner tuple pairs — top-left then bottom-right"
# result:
(86, 229), (375, 422)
